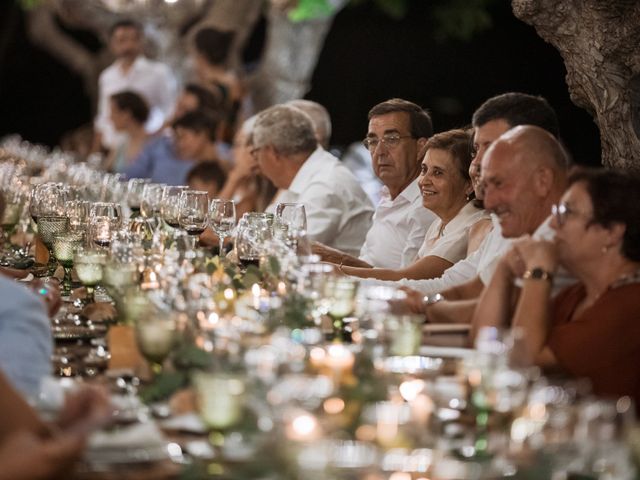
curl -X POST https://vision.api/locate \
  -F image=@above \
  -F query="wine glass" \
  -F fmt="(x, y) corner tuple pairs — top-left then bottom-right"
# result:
(89, 216), (118, 249)
(37, 215), (70, 276)
(53, 231), (84, 298)
(30, 182), (65, 225)
(140, 183), (165, 228)
(178, 190), (209, 248)
(209, 199), (236, 258)
(0, 189), (24, 247)
(160, 186), (188, 230)
(235, 213), (272, 270)
(275, 202), (307, 234)
(65, 200), (90, 233)
(135, 309), (177, 376)
(90, 202), (123, 227)
(74, 247), (107, 304)
(127, 178), (148, 217)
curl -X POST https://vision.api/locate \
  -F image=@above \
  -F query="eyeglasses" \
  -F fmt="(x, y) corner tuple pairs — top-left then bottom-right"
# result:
(551, 202), (593, 226)
(362, 133), (414, 151)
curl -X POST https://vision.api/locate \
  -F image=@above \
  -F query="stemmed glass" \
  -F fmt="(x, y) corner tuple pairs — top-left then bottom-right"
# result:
(37, 216), (70, 276)
(74, 247), (107, 304)
(53, 231), (84, 298)
(89, 217), (118, 249)
(275, 202), (307, 235)
(134, 309), (177, 376)
(30, 183), (66, 225)
(235, 213), (272, 270)
(0, 189), (24, 247)
(127, 179), (147, 217)
(160, 186), (188, 230)
(178, 190), (209, 248)
(209, 199), (236, 258)
(90, 202), (123, 228)
(65, 200), (90, 233)
(140, 183), (165, 229)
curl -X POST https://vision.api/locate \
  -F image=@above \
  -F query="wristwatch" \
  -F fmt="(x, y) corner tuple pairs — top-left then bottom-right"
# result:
(422, 292), (445, 306)
(522, 267), (554, 282)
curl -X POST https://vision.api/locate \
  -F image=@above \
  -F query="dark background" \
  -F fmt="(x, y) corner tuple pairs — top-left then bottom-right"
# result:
(0, 1), (601, 166)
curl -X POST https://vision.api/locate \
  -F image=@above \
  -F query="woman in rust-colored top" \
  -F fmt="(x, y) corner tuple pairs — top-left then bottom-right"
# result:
(475, 168), (640, 401)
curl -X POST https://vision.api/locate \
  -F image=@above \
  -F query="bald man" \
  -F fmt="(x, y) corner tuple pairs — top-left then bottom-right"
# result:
(421, 125), (574, 325)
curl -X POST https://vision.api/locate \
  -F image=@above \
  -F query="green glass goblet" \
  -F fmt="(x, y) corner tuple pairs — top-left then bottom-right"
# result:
(135, 310), (177, 377)
(37, 216), (69, 277)
(53, 231), (84, 298)
(74, 247), (107, 304)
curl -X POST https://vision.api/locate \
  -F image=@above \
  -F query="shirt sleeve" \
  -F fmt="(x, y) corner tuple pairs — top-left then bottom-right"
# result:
(400, 212), (435, 267)
(300, 183), (343, 244)
(123, 138), (157, 179)
(0, 283), (53, 399)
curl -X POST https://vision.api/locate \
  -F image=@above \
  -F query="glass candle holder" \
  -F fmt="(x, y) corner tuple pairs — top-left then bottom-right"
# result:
(135, 310), (177, 376)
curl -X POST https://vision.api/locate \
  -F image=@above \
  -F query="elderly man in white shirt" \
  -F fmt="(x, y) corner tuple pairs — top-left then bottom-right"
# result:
(313, 99), (436, 269)
(254, 104), (374, 256)
(94, 19), (176, 151)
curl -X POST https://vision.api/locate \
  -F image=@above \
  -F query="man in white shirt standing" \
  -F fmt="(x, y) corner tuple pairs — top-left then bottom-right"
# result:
(94, 19), (176, 151)
(313, 98), (437, 269)
(253, 105), (374, 256)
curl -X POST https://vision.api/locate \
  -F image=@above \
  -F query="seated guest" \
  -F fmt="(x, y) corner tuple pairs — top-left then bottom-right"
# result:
(124, 85), (226, 185)
(341, 129), (488, 281)
(218, 115), (276, 217)
(105, 90), (150, 173)
(287, 99), (332, 149)
(253, 104), (374, 256)
(187, 161), (227, 200)
(162, 82), (222, 131)
(400, 92), (561, 296)
(173, 110), (228, 169)
(473, 168), (640, 402)
(312, 98), (437, 269)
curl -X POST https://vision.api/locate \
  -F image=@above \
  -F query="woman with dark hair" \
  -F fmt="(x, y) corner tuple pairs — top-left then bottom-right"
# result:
(474, 168), (640, 402)
(106, 90), (150, 172)
(340, 129), (489, 281)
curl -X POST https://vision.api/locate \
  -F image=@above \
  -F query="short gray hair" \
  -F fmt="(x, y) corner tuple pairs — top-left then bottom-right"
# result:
(286, 99), (332, 148)
(252, 104), (318, 156)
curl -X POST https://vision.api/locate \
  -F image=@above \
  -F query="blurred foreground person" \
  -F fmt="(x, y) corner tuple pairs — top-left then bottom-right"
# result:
(105, 90), (150, 172)
(474, 168), (640, 401)
(0, 370), (111, 480)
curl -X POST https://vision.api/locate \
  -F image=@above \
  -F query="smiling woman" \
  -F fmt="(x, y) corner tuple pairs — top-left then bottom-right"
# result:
(340, 129), (490, 282)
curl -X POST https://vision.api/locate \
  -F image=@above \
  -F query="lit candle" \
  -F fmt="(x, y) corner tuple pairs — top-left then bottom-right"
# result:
(323, 344), (355, 375)
(285, 412), (320, 441)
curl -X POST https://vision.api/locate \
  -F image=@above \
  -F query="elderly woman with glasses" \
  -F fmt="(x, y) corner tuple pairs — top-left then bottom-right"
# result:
(340, 129), (490, 281)
(473, 168), (640, 402)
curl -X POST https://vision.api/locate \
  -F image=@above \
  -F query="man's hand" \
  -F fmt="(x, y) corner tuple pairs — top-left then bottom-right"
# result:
(0, 430), (85, 480)
(398, 287), (427, 315)
(513, 237), (559, 272)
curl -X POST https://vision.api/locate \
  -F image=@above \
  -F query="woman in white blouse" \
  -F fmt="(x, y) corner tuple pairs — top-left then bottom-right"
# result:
(340, 129), (490, 281)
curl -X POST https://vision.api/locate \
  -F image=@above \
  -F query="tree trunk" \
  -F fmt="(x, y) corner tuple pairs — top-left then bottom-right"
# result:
(512, 0), (640, 172)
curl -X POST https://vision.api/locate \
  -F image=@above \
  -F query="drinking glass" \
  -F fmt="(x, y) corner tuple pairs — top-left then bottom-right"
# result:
(235, 213), (272, 270)
(89, 216), (118, 249)
(194, 371), (246, 447)
(65, 200), (90, 233)
(37, 216), (69, 276)
(275, 202), (307, 232)
(160, 186), (188, 229)
(74, 247), (107, 304)
(178, 190), (208, 248)
(53, 231), (84, 298)
(209, 199), (236, 258)
(30, 182), (65, 224)
(127, 178), (147, 217)
(135, 309), (177, 376)
(0, 189), (24, 247)
(140, 183), (165, 229)
(90, 202), (123, 227)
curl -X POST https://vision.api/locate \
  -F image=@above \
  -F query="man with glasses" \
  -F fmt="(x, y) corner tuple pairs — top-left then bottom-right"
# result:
(313, 98), (437, 269)
(253, 104), (373, 256)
